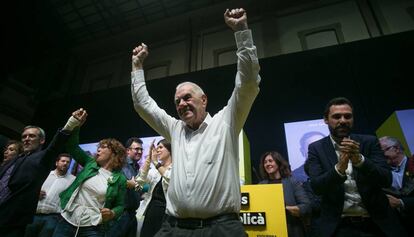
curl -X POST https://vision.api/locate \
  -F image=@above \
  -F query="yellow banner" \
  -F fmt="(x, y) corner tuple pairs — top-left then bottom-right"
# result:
(241, 184), (288, 237)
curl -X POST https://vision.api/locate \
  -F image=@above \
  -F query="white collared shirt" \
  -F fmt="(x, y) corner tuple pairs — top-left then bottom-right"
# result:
(131, 29), (260, 218)
(36, 170), (75, 214)
(330, 136), (369, 217)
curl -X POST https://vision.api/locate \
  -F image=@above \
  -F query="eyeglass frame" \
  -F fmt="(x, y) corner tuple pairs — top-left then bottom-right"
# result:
(383, 145), (397, 152)
(129, 147), (143, 152)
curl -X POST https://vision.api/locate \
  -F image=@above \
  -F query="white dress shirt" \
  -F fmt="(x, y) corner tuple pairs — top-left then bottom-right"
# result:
(36, 170), (75, 214)
(330, 136), (369, 217)
(131, 29), (261, 218)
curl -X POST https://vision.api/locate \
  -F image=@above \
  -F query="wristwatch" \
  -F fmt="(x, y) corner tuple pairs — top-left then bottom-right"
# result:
(155, 162), (162, 169)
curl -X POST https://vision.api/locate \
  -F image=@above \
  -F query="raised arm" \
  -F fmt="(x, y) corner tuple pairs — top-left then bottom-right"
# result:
(135, 141), (156, 191)
(223, 8), (261, 133)
(38, 109), (85, 169)
(64, 108), (94, 167)
(132, 43), (148, 71)
(130, 44), (176, 141)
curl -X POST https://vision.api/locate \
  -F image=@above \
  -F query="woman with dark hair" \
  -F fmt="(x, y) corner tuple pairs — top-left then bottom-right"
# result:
(135, 139), (172, 237)
(2, 140), (23, 166)
(259, 151), (311, 237)
(52, 108), (127, 237)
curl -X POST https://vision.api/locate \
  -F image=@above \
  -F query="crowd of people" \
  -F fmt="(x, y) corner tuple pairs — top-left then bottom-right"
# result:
(1, 7), (412, 237)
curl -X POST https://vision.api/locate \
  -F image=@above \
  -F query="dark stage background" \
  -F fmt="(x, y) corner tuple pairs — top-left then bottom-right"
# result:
(32, 30), (414, 183)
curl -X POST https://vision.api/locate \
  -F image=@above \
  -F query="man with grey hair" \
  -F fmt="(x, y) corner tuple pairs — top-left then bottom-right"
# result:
(379, 136), (414, 232)
(379, 136), (409, 190)
(131, 8), (260, 237)
(0, 114), (84, 237)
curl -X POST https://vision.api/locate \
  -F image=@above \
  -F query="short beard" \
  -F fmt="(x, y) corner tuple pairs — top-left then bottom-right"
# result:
(330, 125), (351, 140)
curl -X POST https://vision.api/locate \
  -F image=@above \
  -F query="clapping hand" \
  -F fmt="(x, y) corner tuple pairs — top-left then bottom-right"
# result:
(336, 153), (349, 175)
(149, 141), (159, 166)
(340, 138), (361, 164)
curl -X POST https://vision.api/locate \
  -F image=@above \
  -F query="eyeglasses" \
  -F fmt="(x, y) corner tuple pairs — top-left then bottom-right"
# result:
(383, 146), (396, 152)
(129, 147), (143, 152)
(98, 144), (109, 149)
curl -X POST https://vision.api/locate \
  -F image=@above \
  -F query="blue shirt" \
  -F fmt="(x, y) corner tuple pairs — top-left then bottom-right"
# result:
(122, 157), (141, 211)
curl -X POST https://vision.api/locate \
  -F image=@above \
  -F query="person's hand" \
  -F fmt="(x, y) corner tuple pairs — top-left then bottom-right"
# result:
(132, 43), (148, 71)
(126, 177), (136, 189)
(386, 194), (402, 209)
(149, 142), (158, 166)
(286, 205), (301, 217)
(224, 8), (248, 32)
(63, 108), (88, 131)
(340, 138), (361, 165)
(101, 208), (115, 222)
(72, 108), (88, 126)
(39, 190), (46, 200)
(336, 153), (349, 175)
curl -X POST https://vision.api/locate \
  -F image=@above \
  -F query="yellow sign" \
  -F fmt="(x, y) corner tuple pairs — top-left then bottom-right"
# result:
(241, 184), (288, 237)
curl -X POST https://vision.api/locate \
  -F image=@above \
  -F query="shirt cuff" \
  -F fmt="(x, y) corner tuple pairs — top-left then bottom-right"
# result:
(353, 154), (365, 167)
(335, 164), (346, 177)
(131, 69), (145, 84)
(235, 29), (253, 49)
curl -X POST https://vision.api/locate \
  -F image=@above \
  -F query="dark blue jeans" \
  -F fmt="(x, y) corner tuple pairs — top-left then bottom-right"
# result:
(52, 218), (105, 237)
(106, 210), (137, 237)
(25, 214), (61, 237)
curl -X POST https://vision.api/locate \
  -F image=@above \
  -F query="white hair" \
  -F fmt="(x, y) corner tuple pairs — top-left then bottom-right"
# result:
(176, 82), (205, 96)
(379, 136), (404, 151)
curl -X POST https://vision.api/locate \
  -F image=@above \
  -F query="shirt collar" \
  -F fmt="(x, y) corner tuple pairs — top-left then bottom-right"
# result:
(329, 135), (339, 150)
(393, 156), (407, 172)
(53, 170), (68, 178)
(126, 157), (134, 164)
(183, 113), (212, 132)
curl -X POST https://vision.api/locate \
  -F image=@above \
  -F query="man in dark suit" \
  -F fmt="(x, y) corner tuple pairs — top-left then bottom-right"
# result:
(379, 136), (414, 232)
(0, 111), (83, 237)
(306, 97), (407, 237)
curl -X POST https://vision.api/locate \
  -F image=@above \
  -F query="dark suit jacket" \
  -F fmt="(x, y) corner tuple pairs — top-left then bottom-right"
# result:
(391, 155), (414, 231)
(401, 156), (414, 210)
(306, 134), (406, 237)
(0, 130), (69, 228)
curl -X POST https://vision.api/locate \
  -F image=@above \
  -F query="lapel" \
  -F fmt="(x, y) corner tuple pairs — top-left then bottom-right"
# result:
(402, 161), (409, 184)
(0, 157), (20, 178)
(8, 154), (28, 179)
(321, 136), (338, 168)
(349, 134), (358, 180)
